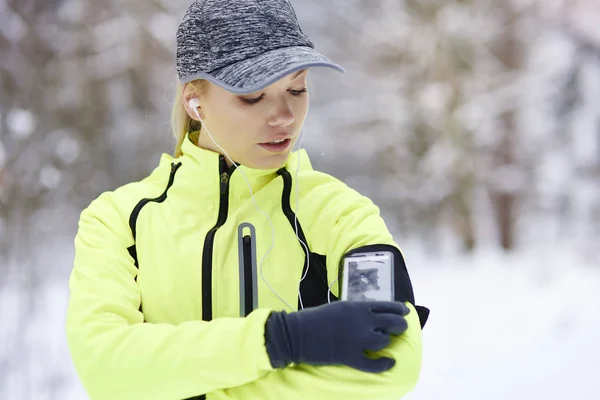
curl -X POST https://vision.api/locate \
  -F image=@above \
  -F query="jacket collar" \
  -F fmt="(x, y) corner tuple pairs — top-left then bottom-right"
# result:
(176, 131), (313, 200)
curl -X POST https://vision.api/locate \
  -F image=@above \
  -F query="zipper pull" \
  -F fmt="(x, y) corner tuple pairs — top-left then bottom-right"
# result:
(220, 171), (229, 193)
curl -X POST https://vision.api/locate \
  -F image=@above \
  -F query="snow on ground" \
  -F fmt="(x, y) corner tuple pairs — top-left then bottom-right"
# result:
(1, 244), (598, 399)
(406, 246), (600, 400)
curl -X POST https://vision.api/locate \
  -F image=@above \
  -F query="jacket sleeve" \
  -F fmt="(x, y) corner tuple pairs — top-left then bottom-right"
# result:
(66, 193), (274, 400)
(317, 182), (424, 397)
(206, 182), (423, 400)
(208, 303), (421, 400)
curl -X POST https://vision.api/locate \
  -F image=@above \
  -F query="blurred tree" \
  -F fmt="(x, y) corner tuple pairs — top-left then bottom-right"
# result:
(0, 0), (192, 396)
(0, 0), (598, 276)
(486, 2), (524, 251)
(303, 0), (527, 251)
(300, 0), (600, 253)
(0, 0), (185, 284)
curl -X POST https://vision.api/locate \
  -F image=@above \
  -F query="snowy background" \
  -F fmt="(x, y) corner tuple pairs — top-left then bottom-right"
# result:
(1, 0), (599, 399)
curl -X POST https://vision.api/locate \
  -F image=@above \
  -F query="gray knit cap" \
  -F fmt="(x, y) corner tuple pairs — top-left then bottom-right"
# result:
(176, 0), (344, 94)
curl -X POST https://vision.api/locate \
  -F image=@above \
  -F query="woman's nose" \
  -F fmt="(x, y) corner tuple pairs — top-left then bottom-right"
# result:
(268, 99), (295, 127)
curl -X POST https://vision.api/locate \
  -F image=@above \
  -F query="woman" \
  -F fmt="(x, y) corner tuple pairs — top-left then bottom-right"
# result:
(66, 0), (428, 399)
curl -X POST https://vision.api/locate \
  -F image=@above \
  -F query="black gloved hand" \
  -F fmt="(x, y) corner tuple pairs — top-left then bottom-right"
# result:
(264, 301), (409, 373)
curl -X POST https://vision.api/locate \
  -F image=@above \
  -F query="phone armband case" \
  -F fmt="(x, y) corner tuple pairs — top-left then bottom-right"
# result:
(340, 250), (394, 302)
(339, 245), (431, 329)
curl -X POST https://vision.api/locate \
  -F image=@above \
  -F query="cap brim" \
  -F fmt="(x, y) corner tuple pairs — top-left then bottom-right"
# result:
(180, 46), (345, 94)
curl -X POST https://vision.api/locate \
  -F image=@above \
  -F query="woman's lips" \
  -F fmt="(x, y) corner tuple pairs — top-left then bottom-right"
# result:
(259, 138), (292, 153)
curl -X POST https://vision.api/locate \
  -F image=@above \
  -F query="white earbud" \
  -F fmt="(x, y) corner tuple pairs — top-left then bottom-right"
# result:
(188, 98), (201, 110)
(189, 98), (202, 121)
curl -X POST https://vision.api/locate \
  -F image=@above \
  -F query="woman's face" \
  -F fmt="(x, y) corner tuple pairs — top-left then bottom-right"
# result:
(187, 70), (310, 170)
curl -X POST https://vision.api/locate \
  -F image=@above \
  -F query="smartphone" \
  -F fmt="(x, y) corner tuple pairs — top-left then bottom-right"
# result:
(340, 251), (394, 302)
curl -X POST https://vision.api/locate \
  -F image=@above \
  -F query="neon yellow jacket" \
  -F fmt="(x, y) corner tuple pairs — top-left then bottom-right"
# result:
(67, 133), (425, 400)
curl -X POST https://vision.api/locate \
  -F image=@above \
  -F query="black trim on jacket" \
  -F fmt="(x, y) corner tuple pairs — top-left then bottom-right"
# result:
(201, 156), (237, 321)
(277, 168), (338, 308)
(129, 162), (182, 242)
(128, 162), (182, 316)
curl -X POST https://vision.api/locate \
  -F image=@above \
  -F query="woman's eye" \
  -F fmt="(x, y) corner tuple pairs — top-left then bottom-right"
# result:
(290, 88), (308, 96)
(240, 88), (307, 105)
(241, 94), (264, 104)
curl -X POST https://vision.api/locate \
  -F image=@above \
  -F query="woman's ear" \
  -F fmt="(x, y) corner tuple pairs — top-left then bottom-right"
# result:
(183, 83), (206, 121)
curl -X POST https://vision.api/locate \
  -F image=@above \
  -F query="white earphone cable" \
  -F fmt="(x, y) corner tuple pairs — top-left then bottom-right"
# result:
(327, 277), (339, 304)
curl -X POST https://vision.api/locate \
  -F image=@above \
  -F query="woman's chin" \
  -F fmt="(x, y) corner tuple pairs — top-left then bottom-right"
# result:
(244, 154), (289, 170)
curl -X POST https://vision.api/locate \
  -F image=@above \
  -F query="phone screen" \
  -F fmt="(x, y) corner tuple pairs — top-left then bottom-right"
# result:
(341, 252), (394, 301)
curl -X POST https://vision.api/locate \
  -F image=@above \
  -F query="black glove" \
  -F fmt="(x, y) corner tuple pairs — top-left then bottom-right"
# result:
(264, 300), (409, 373)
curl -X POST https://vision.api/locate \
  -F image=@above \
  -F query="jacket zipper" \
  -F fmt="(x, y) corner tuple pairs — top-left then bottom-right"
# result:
(242, 235), (253, 316)
(201, 156), (236, 321)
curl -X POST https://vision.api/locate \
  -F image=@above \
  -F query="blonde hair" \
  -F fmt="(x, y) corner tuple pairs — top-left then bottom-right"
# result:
(171, 79), (209, 157)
